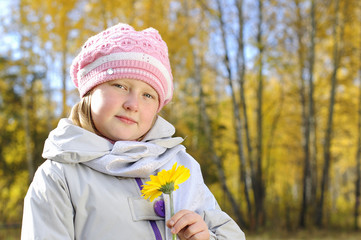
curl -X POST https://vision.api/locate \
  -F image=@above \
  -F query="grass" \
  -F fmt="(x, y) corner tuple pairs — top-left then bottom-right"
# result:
(246, 229), (361, 240)
(1, 227), (360, 239)
(0, 228), (20, 240)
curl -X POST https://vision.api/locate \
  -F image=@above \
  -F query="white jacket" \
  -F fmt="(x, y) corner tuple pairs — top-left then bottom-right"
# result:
(21, 117), (245, 240)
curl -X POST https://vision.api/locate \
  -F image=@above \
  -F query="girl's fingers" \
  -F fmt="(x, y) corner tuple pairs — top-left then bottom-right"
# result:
(167, 210), (210, 240)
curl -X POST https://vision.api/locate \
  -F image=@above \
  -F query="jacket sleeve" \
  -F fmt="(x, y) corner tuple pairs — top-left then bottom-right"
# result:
(199, 185), (245, 240)
(203, 206), (246, 240)
(21, 160), (75, 240)
(174, 151), (246, 239)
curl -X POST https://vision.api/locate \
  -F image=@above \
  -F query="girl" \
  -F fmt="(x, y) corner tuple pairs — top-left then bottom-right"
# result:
(21, 23), (245, 240)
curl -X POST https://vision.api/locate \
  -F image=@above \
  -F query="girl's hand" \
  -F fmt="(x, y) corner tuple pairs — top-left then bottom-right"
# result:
(166, 209), (210, 240)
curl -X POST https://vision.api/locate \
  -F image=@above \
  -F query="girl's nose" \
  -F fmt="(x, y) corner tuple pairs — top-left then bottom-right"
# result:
(123, 93), (139, 111)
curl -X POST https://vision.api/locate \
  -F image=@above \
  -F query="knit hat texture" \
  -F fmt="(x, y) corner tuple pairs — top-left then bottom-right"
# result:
(70, 23), (173, 111)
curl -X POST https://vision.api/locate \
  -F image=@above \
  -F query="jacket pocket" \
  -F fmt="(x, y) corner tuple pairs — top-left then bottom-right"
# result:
(128, 196), (165, 221)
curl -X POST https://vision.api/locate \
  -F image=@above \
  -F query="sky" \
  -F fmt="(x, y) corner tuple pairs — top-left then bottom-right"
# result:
(0, 0), (262, 115)
(0, 0), (19, 54)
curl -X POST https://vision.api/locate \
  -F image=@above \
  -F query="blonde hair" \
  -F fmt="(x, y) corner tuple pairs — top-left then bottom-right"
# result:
(69, 93), (98, 134)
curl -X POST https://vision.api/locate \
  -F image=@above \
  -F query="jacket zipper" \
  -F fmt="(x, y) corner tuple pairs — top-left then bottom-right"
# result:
(135, 178), (163, 240)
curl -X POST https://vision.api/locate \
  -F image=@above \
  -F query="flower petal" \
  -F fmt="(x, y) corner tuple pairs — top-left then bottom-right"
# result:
(140, 162), (190, 201)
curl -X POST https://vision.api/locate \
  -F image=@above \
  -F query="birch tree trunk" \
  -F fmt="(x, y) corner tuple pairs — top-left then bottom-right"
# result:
(180, 1), (245, 226)
(235, 1), (257, 227)
(316, 0), (343, 227)
(299, 0), (316, 228)
(355, 65), (361, 230)
(307, 0), (317, 221)
(215, 0), (252, 224)
(19, 0), (35, 182)
(295, 0), (309, 227)
(255, 0), (265, 226)
(354, 12), (361, 229)
(59, 4), (71, 118)
(61, 45), (68, 118)
(194, 54), (246, 228)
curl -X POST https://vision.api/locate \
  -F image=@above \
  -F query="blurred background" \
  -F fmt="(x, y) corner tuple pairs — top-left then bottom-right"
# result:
(1, 0), (361, 239)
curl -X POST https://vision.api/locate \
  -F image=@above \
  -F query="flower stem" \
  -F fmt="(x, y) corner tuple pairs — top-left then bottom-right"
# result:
(169, 192), (176, 240)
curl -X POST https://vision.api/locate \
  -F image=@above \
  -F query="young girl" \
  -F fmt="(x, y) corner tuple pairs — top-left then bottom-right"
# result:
(21, 23), (245, 240)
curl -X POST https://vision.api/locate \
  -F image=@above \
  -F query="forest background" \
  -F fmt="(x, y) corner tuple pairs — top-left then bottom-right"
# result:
(1, 0), (361, 239)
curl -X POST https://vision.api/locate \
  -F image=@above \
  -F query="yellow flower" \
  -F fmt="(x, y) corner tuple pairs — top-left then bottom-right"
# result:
(141, 162), (190, 202)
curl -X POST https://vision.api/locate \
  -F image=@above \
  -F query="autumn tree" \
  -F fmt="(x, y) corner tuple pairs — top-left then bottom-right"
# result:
(295, 0), (317, 228)
(354, 0), (361, 231)
(316, 0), (344, 227)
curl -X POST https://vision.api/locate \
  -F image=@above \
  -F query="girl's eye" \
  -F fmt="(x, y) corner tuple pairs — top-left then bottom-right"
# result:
(114, 84), (126, 90)
(144, 93), (154, 99)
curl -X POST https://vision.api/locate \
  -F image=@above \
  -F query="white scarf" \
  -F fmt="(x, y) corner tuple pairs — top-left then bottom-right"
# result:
(42, 116), (185, 178)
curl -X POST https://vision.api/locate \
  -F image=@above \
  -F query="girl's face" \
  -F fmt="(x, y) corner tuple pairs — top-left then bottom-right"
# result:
(90, 79), (159, 141)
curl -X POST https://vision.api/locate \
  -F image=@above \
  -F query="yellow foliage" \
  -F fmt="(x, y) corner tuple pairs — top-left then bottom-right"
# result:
(2, 0), (361, 230)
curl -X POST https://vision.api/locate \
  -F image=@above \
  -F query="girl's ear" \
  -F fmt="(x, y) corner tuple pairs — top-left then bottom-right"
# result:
(69, 93), (97, 135)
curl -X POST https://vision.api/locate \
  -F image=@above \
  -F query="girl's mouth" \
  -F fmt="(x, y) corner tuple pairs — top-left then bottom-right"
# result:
(116, 115), (137, 124)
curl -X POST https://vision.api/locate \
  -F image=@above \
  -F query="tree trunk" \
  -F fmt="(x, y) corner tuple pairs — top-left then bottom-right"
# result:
(61, 47), (68, 118)
(60, 7), (70, 118)
(354, 13), (361, 230)
(22, 77), (35, 182)
(299, 0), (316, 228)
(215, 0), (252, 224)
(255, 0), (265, 227)
(355, 74), (361, 230)
(195, 54), (246, 228)
(235, 0), (257, 228)
(316, 0), (342, 227)
(295, 0), (309, 227)
(19, 0), (35, 183)
(44, 62), (54, 133)
(307, 0), (317, 222)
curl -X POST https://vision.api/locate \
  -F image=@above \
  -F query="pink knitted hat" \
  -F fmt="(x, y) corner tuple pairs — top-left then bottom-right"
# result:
(70, 23), (173, 111)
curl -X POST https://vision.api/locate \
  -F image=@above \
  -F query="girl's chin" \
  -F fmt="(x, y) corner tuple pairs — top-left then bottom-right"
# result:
(108, 134), (139, 142)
